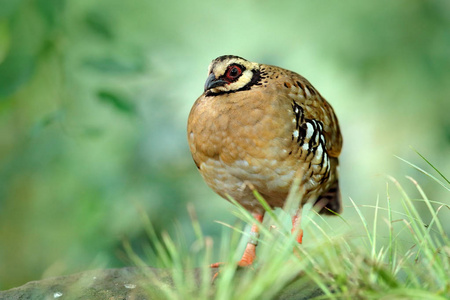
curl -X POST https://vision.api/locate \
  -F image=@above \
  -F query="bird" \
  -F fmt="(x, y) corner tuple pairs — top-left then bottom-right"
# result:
(187, 55), (343, 268)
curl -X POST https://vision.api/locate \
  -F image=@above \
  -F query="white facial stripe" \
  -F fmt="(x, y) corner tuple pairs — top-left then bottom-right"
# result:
(210, 58), (256, 77)
(210, 61), (227, 77)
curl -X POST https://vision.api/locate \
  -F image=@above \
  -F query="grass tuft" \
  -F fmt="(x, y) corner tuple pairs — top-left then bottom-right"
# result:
(126, 154), (449, 299)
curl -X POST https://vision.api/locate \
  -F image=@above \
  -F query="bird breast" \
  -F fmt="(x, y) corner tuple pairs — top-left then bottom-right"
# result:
(188, 88), (305, 208)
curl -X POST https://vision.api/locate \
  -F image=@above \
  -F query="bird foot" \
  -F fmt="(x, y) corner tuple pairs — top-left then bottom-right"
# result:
(210, 263), (223, 282)
(210, 255), (257, 282)
(210, 257), (255, 269)
(210, 262), (224, 268)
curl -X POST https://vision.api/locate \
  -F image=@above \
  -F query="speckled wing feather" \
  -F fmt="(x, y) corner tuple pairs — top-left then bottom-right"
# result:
(261, 64), (343, 158)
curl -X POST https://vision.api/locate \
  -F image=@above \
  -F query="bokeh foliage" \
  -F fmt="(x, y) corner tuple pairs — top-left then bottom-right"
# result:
(0, 0), (449, 290)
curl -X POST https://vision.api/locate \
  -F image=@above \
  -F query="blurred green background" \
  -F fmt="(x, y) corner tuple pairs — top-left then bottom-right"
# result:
(1, 0), (449, 290)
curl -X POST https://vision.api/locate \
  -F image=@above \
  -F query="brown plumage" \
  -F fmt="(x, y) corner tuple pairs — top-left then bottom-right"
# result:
(187, 55), (343, 267)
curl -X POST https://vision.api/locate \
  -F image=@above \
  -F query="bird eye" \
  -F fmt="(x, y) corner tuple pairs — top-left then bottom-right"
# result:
(225, 65), (242, 81)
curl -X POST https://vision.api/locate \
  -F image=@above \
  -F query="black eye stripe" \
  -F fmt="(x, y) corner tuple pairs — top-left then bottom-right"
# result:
(206, 69), (262, 97)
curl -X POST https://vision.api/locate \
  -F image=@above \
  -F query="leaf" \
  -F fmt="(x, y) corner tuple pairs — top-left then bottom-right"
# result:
(83, 57), (144, 74)
(0, 0), (23, 18)
(29, 109), (65, 137)
(84, 11), (114, 40)
(0, 51), (35, 98)
(97, 90), (136, 115)
(35, 0), (66, 27)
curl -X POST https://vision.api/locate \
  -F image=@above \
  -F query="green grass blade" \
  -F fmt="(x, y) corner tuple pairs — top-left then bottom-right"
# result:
(187, 203), (205, 248)
(395, 155), (450, 191)
(410, 147), (450, 185)
(349, 197), (373, 249)
(372, 195), (380, 259)
(406, 176), (447, 238)
(386, 182), (395, 269)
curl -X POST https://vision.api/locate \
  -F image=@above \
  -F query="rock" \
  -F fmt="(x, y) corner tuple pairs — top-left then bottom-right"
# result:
(0, 267), (323, 299)
(0, 267), (171, 300)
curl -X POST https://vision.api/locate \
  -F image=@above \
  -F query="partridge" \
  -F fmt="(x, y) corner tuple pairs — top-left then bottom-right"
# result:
(187, 55), (343, 267)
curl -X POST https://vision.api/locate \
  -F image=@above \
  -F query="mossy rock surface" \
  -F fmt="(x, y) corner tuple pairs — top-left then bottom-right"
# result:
(0, 267), (323, 300)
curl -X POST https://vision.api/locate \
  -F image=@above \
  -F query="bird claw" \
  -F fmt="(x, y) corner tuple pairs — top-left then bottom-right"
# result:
(210, 262), (224, 268)
(209, 259), (256, 282)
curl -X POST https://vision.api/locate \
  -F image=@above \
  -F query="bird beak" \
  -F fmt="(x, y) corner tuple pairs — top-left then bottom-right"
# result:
(204, 73), (227, 92)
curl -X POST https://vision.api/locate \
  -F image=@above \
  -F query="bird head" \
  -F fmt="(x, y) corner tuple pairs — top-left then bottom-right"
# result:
(204, 55), (261, 96)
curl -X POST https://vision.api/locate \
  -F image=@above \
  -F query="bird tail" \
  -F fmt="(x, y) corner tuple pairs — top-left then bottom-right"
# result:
(314, 180), (342, 215)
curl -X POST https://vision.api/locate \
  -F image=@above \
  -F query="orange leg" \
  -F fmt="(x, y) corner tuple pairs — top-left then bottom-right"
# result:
(210, 212), (264, 269)
(237, 212), (264, 267)
(291, 209), (303, 244)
